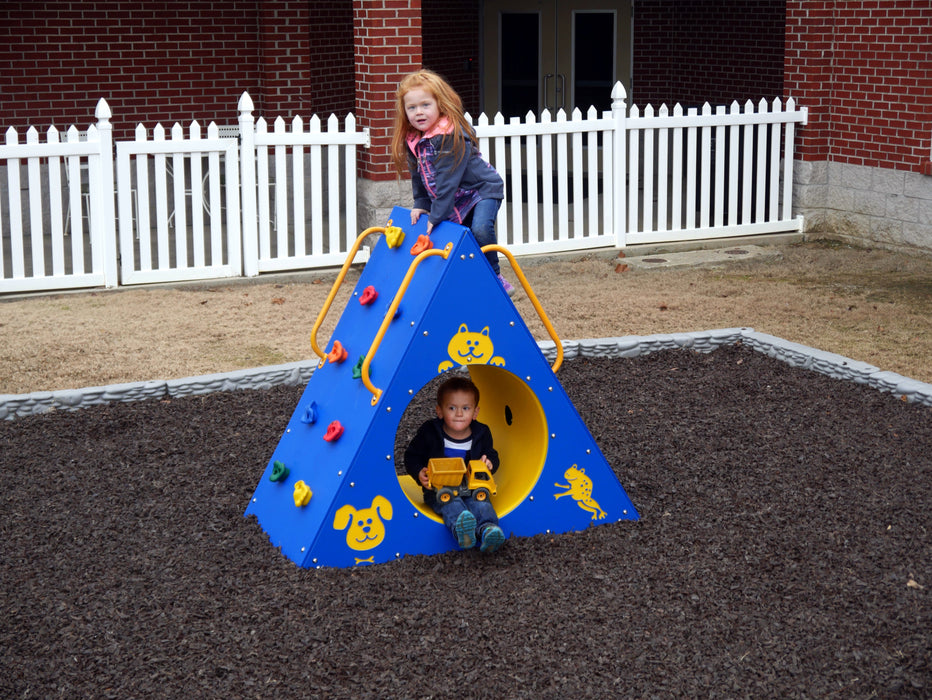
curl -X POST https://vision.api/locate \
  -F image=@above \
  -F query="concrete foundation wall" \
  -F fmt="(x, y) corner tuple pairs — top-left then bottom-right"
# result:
(357, 179), (413, 232)
(794, 160), (932, 256)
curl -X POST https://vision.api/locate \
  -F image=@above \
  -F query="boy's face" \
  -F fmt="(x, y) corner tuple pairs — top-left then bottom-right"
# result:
(435, 389), (479, 439)
(404, 87), (441, 134)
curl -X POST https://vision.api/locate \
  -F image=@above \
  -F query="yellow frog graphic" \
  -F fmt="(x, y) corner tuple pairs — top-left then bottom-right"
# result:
(438, 324), (506, 373)
(554, 465), (606, 520)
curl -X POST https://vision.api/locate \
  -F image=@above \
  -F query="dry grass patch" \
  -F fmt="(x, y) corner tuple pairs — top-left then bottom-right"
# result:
(1, 240), (930, 393)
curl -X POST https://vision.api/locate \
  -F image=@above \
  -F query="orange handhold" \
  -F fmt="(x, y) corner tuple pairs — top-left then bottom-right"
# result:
(410, 234), (433, 255)
(359, 285), (378, 305)
(384, 225), (404, 248)
(323, 420), (344, 442)
(327, 340), (348, 364)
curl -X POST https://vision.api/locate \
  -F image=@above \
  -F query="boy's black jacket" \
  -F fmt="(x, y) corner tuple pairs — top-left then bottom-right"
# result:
(403, 418), (500, 504)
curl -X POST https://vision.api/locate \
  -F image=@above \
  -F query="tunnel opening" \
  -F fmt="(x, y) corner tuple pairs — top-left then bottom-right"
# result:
(393, 365), (549, 522)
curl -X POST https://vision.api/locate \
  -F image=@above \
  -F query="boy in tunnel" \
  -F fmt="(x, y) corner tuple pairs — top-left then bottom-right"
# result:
(404, 375), (506, 553)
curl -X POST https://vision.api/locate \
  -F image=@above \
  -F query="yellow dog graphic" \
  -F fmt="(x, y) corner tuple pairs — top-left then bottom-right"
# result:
(333, 495), (393, 551)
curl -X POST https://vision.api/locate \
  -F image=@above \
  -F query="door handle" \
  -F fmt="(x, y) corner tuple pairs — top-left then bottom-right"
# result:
(556, 73), (565, 111)
(544, 73), (554, 112)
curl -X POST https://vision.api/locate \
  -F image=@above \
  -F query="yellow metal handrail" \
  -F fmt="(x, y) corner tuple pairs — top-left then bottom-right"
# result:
(361, 243), (454, 404)
(482, 244), (564, 373)
(309, 226), (386, 367)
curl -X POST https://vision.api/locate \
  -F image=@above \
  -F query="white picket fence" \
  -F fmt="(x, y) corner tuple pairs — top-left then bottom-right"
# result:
(115, 91), (369, 287)
(619, 91), (805, 245)
(0, 84), (806, 294)
(1, 100), (118, 292)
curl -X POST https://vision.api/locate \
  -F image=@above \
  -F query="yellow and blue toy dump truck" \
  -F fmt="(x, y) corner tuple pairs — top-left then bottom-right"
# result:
(427, 458), (498, 504)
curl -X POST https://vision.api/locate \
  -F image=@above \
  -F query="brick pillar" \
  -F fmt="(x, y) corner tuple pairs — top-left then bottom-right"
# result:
(784, 0), (833, 163)
(785, 1), (932, 249)
(784, 0), (834, 232)
(353, 0), (423, 229)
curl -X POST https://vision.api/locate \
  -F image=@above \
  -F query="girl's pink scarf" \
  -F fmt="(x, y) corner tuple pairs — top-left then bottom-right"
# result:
(406, 116), (454, 154)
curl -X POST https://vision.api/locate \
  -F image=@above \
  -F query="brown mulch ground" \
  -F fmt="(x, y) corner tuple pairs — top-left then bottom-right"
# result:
(1, 344), (929, 699)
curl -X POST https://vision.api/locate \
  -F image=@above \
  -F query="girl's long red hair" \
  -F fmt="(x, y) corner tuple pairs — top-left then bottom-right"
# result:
(391, 69), (476, 175)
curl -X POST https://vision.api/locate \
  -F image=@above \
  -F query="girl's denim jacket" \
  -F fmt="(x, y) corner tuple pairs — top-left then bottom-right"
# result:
(406, 117), (504, 228)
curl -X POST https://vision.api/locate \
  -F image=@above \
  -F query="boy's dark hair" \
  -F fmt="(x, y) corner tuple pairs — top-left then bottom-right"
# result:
(436, 375), (480, 407)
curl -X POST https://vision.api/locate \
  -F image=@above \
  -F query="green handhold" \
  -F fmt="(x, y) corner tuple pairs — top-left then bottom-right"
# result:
(269, 460), (290, 483)
(352, 355), (364, 379)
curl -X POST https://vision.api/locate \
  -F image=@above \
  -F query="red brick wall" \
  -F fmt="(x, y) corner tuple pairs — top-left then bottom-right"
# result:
(785, 0), (931, 172)
(3, 1), (927, 176)
(0, 1), (355, 140)
(783, 1), (833, 162)
(422, 1), (480, 116)
(257, 2), (312, 119)
(353, 0), (422, 180)
(632, 0), (786, 107)
(308, 1), (356, 118)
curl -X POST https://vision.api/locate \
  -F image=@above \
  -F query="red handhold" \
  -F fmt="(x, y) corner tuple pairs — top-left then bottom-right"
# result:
(323, 420), (344, 442)
(327, 340), (348, 364)
(359, 285), (378, 305)
(410, 234), (433, 255)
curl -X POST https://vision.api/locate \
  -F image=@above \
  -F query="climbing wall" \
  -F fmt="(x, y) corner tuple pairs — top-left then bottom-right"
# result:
(245, 206), (638, 567)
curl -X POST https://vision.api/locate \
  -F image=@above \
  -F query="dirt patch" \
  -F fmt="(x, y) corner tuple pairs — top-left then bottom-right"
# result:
(2, 239), (930, 396)
(1, 346), (929, 698)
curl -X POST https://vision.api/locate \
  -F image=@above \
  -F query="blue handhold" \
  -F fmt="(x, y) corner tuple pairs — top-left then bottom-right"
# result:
(301, 401), (318, 425)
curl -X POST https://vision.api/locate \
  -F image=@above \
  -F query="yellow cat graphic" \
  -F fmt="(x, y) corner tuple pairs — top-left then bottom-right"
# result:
(438, 324), (506, 373)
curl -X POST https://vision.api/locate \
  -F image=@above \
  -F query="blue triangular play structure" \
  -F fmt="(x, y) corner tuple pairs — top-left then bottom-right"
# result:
(245, 206), (638, 567)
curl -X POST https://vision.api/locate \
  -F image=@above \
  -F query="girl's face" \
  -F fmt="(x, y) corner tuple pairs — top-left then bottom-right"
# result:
(403, 87), (440, 134)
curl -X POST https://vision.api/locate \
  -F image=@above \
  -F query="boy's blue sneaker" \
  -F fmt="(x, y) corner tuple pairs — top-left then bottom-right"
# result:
(479, 524), (506, 554)
(453, 511), (477, 549)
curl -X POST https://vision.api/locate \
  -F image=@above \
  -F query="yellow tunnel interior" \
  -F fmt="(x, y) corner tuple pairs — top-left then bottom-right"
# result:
(396, 365), (549, 522)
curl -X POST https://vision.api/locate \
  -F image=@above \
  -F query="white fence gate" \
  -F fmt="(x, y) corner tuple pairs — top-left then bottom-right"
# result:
(116, 121), (242, 285)
(0, 84), (806, 295)
(239, 92), (370, 276)
(618, 89), (805, 246)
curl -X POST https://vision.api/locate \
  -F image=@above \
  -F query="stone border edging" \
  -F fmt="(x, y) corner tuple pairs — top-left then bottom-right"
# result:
(3, 328), (930, 420)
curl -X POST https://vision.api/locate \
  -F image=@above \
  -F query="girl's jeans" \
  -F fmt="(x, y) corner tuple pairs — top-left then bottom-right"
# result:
(433, 494), (499, 539)
(464, 198), (503, 274)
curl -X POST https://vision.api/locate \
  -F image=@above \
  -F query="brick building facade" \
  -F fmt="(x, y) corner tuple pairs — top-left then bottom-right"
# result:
(1, 0), (929, 250)
(784, 0), (931, 251)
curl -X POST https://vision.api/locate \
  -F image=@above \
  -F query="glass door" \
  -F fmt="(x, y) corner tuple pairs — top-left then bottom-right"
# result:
(561, 5), (623, 113)
(482, 0), (631, 117)
(483, 0), (555, 118)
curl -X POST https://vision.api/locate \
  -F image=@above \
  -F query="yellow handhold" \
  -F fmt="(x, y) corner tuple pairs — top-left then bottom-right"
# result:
(293, 480), (312, 507)
(384, 225), (404, 248)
